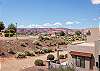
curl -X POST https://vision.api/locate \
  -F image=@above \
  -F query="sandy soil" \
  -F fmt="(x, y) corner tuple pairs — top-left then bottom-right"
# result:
(1, 54), (51, 71)
(1, 51), (68, 71)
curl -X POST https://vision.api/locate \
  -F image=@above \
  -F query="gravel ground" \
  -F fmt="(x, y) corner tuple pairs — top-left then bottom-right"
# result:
(0, 52), (59, 71)
(1, 51), (69, 71)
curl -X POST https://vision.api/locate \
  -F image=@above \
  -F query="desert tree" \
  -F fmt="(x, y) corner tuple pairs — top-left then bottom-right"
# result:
(0, 21), (5, 32)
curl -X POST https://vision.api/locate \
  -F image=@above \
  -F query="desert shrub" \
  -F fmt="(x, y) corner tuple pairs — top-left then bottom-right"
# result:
(48, 48), (53, 52)
(34, 50), (44, 54)
(86, 30), (91, 36)
(34, 59), (44, 66)
(75, 31), (82, 36)
(47, 54), (55, 60)
(34, 51), (39, 54)
(38, 35), (44, 41)
(65, 54), (68, 58)
(59, 54), (65, 59)
(21, 44), (26, 47)
(0, 52), (5, 56)
(59, 31), (65, 36)
(25, 42), (28, 45)
(34, 42), (42, 46)
(43, 48), (53, 53)
(4, 30), (14, 37)
(8, 49), (16, 54)
(24, 51), (35, 56)
(15, 52), (26, 58)
(58, 40), (65, 45)
(5, 33), (9, 37)
(44, 37), (49, 40)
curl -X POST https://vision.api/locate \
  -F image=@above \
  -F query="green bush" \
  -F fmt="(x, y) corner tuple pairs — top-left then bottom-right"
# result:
(43, 48), (53, 53)
(5, 33), (9, 37)
(24, 51), (35, 56)
(59, 31), (65, 36)
(15, 52), (26, 58)
(5, 33), (14, 37)
(48, 48), (53, 53)
(59, 54), (65, 59)
(34, 59), (44, 66)
(47, 54), (55, 60)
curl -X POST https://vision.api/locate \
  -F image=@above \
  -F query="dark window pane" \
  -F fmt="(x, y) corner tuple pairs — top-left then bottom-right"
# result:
(81, 57), (85, 68)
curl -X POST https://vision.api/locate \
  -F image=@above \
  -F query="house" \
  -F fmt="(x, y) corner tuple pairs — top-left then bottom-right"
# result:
(67, 42), (95, 71)
(95, 40), (100, 71)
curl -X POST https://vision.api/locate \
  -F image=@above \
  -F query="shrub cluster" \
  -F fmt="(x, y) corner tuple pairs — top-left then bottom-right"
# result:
(5, 33), (13, 37)
(59, 54), (65, 59)
(15, 52), (26, 58)
(15, 51), (35, 58)
(47, 54), (55, 60)
(24, 51), (35, 56)
(42, 48), (53, 53)
(34, 50), (44, 54)
(34, 59), (44, 66)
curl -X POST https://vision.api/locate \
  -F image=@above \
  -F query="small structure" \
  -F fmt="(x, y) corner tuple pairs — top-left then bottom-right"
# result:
(95, 40), (100, 71)
(70, 51), (94, 70)
(67, 42), (95, 71)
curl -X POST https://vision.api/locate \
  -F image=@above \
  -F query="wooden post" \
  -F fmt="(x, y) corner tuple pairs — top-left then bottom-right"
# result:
(47, 60), (51, 69)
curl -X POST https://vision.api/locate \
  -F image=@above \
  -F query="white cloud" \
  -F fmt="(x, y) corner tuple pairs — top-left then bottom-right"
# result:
(43, 23), (51, 27)
(93, 17), (100, 21)
(18, 24), (25, 28)
(53, 22), (62, 26)
(65, 20), (80, 25)
(91, 0), (100, 4)
(66, 21), (74, 25)
(98, 17), (100, 19)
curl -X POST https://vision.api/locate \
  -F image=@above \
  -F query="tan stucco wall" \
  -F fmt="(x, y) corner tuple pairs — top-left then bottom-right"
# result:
(67, 43), (95, 54)
(95, 40), (100, 71)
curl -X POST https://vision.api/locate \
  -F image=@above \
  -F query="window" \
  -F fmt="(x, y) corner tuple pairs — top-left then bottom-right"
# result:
(76, 57), (81, 67)
(76, 56), (85, 68)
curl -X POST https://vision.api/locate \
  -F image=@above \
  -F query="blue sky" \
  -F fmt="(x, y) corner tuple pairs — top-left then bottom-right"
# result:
(0, 0), (100, 29)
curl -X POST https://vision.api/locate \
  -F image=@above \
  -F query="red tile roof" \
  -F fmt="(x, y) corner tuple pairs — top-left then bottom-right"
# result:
(70, 51), (93, 57)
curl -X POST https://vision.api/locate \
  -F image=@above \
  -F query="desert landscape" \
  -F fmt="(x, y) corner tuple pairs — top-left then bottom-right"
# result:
(0, 25), (98, 71)
(0, 0), (100, 71)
